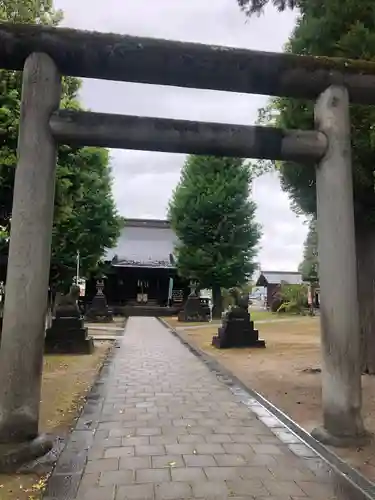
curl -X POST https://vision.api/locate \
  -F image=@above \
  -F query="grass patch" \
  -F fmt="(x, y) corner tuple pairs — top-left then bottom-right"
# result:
(250, 310), (280, 321)
(161, 310), (295, 329)
(0, 341), (111, 500)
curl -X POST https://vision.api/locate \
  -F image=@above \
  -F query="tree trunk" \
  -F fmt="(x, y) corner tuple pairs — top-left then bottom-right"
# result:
(356, 224), (375, 374)
(212, 285), (223, 319)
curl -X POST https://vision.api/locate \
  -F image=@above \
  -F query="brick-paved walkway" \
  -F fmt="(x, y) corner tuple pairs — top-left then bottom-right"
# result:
(70, 317), (340, 499)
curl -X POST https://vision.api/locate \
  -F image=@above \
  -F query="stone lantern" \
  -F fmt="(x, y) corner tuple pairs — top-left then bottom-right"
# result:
(85, 276), (113, 323)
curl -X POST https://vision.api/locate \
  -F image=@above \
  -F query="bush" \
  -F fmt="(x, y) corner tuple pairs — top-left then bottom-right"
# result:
(277, 283), (308, 315)
(270, 296), (283, 313)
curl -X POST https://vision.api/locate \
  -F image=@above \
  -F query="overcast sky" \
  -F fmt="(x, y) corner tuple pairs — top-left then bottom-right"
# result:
(55, 0), (307, 271)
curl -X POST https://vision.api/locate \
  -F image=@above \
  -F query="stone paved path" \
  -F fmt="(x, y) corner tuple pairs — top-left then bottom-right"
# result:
(66, 317), (342, 499)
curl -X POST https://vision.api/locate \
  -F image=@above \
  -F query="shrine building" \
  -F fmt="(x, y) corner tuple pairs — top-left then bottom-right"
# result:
(84, 219), (190, 316)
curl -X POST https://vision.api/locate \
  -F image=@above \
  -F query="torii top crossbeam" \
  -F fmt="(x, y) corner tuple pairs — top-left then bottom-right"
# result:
(1, 23), (375, 104)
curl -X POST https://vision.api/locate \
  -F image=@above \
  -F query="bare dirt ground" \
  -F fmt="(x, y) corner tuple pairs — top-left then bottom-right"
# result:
(0, 341), (111, 500)
(162, 310), (275, 330)
(168, 317), (375, 483)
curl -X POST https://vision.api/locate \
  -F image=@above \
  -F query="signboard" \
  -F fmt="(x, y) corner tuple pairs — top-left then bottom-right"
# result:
(172, 289), (183, 302)
(137, 293), (148, 303)
(76, 278), (86, 297)
(307, 285), (313, 306)
(113, 258), (174, 268)
(168, 278), (174, 303)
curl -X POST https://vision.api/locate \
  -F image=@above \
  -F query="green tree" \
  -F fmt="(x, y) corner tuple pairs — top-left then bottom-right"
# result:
(238, 0), (375, 372)
(51, 147), (120, 289)
(277, 283), (308, 315)
(298, 219), (318, 282)
(168, 155), (261, 318)
(0, 0), (63, 24)
(237, 0), (297, 16)
(0, 225), (9, 253)
(0, 0), (121, 289)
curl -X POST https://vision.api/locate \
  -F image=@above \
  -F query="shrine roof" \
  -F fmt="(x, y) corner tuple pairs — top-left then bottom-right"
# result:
(255, 271), (303, 287)
(105, 219), (177, 269)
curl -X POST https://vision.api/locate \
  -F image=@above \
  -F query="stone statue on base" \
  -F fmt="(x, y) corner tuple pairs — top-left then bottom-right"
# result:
(85, 279), (113, 323)
(178, 280), (210, 322)
(212, 288), (265, 349)
(54, 284), (81, 317)
(45, 285), (94, 354)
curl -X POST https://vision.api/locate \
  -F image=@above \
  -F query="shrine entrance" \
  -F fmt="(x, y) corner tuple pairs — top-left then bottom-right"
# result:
(0, 22), (374, 462)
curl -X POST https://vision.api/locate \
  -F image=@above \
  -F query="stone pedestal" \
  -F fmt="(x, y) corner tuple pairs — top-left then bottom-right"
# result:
(178, 295), (209, 322)
(45, 316), (94, 354)
(45, 285), (94, 354)
(212, 308), (265, 349)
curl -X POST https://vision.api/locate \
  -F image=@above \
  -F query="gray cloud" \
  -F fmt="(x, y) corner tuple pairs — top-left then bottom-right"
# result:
(55, 0), (306, 271)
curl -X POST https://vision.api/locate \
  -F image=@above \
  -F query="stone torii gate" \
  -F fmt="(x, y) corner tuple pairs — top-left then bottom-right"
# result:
(0, 23), (373, 465)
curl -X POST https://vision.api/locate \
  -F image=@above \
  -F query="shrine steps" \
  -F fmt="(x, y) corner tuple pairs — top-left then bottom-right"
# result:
(112, 305), (180, 317)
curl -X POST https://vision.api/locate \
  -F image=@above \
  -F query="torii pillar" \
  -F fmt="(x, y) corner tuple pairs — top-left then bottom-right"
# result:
(0, 53), (61, 469)
(312, 85), (368, 446)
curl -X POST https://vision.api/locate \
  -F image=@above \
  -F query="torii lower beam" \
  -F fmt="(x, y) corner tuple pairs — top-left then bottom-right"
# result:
(50, 110), (328, 162)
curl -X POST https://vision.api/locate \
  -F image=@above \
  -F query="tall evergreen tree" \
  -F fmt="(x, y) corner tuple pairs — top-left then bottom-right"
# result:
(298, 220), (318, 282)
(237, 0), (375, 372)
(0, 0), (121, 288)
(168, 155), (261, 318)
